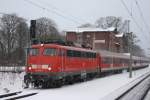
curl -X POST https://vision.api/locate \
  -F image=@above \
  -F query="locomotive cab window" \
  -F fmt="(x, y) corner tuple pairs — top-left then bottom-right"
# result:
(43, 48), (57, 56)
(58, 49), (65, 56)
(29, 48), (39, 56)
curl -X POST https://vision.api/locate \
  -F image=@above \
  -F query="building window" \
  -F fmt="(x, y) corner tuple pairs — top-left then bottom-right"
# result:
(86, 34), (90, 38)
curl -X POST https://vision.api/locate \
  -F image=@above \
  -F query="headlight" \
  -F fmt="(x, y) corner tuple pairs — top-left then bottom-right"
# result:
(48, 67), (52, 71)
(28, 67), (32, 70)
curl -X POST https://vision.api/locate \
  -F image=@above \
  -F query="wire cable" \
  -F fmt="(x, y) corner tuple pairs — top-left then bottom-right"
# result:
(23, 0), (82, 25)
(120, 0), (142, 31)
(120, 0), (150, 42)
(36, 0), (87, 24)
(134, 0), (150, 34)
(120, 0), (150, 54)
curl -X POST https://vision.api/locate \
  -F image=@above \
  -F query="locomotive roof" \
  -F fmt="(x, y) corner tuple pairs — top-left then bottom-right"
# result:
(32, 44), (96, 53)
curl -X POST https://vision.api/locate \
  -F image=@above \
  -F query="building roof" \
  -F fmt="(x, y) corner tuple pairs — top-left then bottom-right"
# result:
(65, 27), (116, 33)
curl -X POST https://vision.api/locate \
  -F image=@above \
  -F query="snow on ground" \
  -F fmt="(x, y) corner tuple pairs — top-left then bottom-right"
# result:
(0, 66), (150, 100)
(0, 72), (24, 94)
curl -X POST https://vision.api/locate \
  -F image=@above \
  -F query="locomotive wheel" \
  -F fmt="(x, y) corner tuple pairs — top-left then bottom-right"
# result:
(36, 81), (45, 88)
(65, 76), (74, 85)
(73, 75), (81, 83)
(41, 82), (49, 88)
(56, 80), (63, 87)
(49, 80), (63, 88)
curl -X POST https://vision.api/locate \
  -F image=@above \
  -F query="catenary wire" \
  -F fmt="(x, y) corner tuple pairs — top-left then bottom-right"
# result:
(22, 0), (82, 25)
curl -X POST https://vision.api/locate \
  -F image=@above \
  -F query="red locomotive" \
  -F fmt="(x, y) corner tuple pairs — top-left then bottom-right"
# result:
(24, 43), (149, 88)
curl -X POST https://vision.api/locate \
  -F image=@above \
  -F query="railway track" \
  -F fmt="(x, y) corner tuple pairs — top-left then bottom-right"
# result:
(115, 72), (150, 100)
(0, 91), (22, 98)
(0, 91), (38, 100)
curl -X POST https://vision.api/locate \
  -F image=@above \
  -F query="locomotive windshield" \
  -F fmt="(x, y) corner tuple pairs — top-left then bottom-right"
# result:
(29, 48), (39, 56)
(43, 48), (57, 56)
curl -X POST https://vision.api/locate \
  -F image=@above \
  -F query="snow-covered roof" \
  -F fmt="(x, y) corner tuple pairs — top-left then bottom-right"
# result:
(65, 27), (116, 33)
(115, 32), (124, 37)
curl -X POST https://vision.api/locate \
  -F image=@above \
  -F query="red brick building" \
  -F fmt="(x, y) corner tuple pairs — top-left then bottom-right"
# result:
(65, 27), (123, 52)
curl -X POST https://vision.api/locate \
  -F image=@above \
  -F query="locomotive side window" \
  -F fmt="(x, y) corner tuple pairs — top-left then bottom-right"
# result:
(73, 51), (81, 57)
(67, 50), (74, 57)
(30, 48), (39, 56)
(43, 48), (57, 56)
(67, 50), (96, 58)
(93, 53), (96, 58)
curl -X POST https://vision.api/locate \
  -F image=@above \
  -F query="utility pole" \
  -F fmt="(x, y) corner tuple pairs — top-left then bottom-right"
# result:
(127, 20), (132, 78)
(93, 32), (95, 50)
(129, 32), (133, 78)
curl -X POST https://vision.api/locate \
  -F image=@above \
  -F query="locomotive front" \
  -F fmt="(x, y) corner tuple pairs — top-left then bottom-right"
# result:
(24, 44), (64, 88)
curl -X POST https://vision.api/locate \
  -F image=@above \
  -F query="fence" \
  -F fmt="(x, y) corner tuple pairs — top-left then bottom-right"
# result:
(0, 66), (25, 72)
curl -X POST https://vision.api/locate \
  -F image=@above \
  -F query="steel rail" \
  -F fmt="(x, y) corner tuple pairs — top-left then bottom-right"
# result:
(0, 91), (22, 98)
(115, 72), (150, 100)
(5, 92), (38, 100)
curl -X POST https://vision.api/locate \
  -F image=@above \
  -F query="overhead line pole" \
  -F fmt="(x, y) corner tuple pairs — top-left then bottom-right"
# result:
(129, 32), (133, 78)
(127, 20), (132, 78)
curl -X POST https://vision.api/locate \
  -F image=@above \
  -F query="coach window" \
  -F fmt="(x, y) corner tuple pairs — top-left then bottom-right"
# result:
(30, 48), (39, 56)
(102, 57), (107, 63)
(107, 58), (111, 64)
(43, 48), (57, 56)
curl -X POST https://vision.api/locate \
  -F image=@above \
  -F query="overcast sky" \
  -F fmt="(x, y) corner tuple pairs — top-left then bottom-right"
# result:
(0, 0), (150, 53)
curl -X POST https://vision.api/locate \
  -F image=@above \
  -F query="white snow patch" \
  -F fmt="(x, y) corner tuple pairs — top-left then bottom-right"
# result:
(115, 32), (124, 37)
(0, 72), (25, 94)
(65, 27), (116, 33)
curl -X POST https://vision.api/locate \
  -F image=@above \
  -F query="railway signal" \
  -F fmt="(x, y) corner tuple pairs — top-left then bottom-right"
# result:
(30, 20), (36, 39)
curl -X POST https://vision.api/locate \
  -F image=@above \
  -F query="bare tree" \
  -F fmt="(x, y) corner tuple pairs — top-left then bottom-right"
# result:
(15, 20), (29, 64)
(122, 32), (144, 56)
(95, 16), (122, 30)
(0, 14), (28, 65)
(35, 17), (60, 41)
